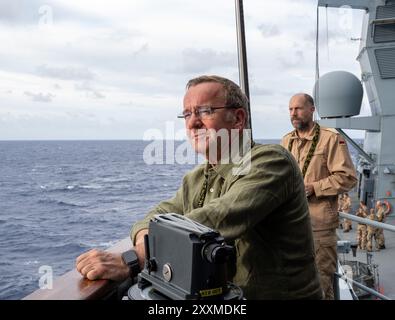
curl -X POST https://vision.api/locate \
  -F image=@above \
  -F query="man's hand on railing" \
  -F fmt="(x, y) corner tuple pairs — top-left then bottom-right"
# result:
(75, 249), (129, 281)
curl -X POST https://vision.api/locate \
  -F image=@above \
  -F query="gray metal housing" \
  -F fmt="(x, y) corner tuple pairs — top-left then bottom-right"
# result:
(317, 0), (395, 208)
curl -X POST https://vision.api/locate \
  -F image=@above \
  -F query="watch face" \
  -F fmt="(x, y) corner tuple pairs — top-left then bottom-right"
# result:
(122, 250), (141, 276)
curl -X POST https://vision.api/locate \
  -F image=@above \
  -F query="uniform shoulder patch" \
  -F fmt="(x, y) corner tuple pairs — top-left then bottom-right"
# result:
(320, 127), (338, 134)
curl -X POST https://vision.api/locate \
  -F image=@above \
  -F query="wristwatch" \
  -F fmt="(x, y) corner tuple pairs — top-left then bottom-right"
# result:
(121, 249), (140, 278)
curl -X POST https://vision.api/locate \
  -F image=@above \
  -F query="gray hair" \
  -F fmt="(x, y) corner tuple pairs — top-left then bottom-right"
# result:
(186, 75), (250, 129)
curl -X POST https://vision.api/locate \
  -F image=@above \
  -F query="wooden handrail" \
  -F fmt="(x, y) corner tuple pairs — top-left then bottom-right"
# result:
(23, 237), (133, 300)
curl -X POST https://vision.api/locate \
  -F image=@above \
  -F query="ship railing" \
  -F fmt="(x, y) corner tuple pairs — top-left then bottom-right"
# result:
(335, 271), (390, 300)
(24, 212), (394, 300)
(23, 237), (133, 300)
(339, 211), (395, 232)
(336, 211), (395, 300)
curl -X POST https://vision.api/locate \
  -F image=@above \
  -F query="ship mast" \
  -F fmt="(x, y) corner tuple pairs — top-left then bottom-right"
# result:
(235, 0), (252, 133)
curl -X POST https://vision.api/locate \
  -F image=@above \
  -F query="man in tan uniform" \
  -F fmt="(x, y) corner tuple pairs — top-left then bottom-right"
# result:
(375, 201), (390, 250)
(281, 93), (357, 300)
(356, 204), (367, 250)
(366, 208), (378, 252)
(342, 193), (353, 232)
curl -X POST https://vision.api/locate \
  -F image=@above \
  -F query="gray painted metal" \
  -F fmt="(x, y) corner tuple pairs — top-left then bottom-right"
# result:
(339, 211), (395, 232)
(314, 71), (363, 118)
(375, 48), (395, 78)
(377, 4), (395, 18)
(335, 272), (390, 300)
(235, 0), (252, 133)
(318, 116), (380, 131)
(317, 0), (372, 10)
(336, 128), (375, 165)
(317, 0), (395, 210)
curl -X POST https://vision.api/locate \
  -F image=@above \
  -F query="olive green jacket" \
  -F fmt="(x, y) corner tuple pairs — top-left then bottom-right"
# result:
(131, 143), (322, 300)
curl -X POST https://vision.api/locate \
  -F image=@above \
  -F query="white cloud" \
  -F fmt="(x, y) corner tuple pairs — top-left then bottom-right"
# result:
(36, 65), (96, 81)
(0, 0), (367, 139)
(24, 91), (55, 102)
(74, 81), (105, 99)
(180, 48), (235, 73)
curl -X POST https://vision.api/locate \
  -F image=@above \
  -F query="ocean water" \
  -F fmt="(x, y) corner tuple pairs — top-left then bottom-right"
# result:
(0, 139), (358, 300)
(0, 140), (198, 300)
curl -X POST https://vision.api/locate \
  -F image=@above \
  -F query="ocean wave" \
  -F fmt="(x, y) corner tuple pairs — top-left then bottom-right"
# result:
(56, 167), (89, 175)
(39, 182), (105, 193)
(79, 184), (103, 190)
(22, 260), (40, 266)
(37, 198), (86, 208)
(97, 176), (132, 183)
(18, 242), (90, 255)
(79, 240), (119, 249)
(39, 183), (103, 192)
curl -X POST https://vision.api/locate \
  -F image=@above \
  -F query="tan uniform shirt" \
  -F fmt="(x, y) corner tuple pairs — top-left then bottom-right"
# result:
(367, 212), (377, 232)
(356, 208), (367, 226)
(376, 207), (386, 223)
(337, 196), (344, 212)
(342, 196), (352, 213)
(281, 125), (357, 231)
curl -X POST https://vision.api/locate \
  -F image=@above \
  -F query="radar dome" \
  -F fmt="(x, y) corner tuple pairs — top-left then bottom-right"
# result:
(313, 71), (363, 118)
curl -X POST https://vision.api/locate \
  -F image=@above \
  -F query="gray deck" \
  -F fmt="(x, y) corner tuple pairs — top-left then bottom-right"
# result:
(337, 214), (395, 299)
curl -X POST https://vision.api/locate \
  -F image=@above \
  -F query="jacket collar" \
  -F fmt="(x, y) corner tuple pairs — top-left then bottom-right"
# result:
(205, 140), (255, 179)
(290, 122), (317, 141)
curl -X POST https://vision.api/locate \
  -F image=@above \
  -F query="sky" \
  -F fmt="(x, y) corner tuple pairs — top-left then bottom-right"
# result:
(0, 0), (369, 140)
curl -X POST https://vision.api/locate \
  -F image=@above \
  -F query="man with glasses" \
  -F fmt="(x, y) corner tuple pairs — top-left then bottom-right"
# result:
(76, 75), (322, 299)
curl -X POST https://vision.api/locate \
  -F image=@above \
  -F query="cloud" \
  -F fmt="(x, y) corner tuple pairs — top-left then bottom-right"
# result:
(0, 0), (366, 140)
(0, 0), (105, 27)
(132, 43), (149, 57)
(0, 0), (41, 24)
(119, 101), (134, 107)
(74, 81), (105, 99)
(305, 28), (352, 44)
(24, 91), (55, 102)
(36, 65), (96, 81)
(277, 42), (306, 69)
(258, 24), (281, 37)
(251, 86), (273, 96)
(278, 50), (305, 68)
(181, 48), (235, 73)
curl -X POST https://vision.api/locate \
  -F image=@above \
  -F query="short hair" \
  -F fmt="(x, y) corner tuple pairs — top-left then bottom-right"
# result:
(304, 94), (314, 107)
(292, 93), (315, 107)
(186, 75), (250, 129)
(302, 94), (314, 107)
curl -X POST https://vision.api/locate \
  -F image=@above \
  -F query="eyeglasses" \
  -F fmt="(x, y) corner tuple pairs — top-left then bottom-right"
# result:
(177, 106), (239, 120)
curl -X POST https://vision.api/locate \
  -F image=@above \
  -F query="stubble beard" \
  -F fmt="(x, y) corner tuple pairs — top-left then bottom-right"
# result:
(292, 118), (310, 132)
